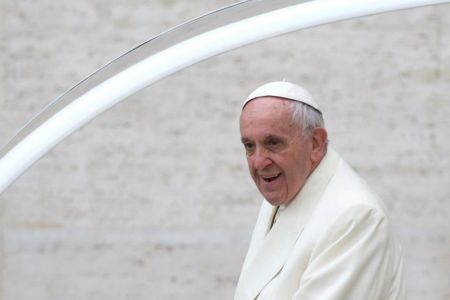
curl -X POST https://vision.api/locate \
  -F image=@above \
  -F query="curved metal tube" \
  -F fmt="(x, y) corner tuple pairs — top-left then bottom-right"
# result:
(0, 0), (448, 193)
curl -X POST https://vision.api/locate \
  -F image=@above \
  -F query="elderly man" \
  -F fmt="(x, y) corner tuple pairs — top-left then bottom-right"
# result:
(234, 82), (405, 300)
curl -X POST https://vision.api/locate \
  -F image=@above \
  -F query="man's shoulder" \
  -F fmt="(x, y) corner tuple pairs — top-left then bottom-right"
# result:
(323, 155), (388, 214)
(304, 153), (390, 236)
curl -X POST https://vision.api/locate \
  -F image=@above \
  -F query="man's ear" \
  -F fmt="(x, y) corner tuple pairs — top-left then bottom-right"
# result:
(310, 127), (328, 164)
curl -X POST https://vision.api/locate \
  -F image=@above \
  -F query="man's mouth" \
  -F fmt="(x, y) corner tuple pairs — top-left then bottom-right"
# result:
(261, 173), (281, 182)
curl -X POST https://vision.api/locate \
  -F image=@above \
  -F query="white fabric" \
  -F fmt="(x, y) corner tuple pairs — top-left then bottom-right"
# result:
(234, 148), (405, 300)
(243, 81), (321, 112)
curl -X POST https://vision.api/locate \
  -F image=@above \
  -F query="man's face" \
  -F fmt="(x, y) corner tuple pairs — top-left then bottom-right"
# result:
(240, 97), (314, 206)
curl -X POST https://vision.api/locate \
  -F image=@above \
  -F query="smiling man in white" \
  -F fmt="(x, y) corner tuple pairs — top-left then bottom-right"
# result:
(234, 81), (405, 300)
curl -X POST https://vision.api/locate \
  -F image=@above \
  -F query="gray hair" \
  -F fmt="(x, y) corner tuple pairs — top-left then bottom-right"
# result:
(290, 101), (325, 137)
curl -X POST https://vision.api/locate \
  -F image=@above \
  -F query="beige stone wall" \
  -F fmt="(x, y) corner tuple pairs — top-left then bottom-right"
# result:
(1, 1), (449, 299)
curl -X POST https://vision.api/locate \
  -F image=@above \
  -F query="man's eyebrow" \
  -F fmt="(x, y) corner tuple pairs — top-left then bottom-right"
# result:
(265, 134), (284, 141)
(241, 137), (251, 143)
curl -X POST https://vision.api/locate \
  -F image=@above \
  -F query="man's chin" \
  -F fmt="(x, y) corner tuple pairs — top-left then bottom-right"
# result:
(263, 194), (285, 206)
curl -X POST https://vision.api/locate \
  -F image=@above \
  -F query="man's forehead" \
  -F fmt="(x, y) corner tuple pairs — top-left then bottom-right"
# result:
(240, 98), (297, 133)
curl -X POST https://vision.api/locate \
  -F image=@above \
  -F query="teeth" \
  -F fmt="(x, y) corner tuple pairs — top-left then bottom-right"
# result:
(263, 175), (278, 179)
(262, 173), (280, 182)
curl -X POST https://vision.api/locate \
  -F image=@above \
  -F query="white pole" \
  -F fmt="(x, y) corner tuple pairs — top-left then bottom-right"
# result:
(0, 0), (448, 193)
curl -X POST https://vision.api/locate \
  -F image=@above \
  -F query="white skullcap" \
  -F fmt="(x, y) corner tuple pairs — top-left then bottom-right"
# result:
(243, 81), (321, 112)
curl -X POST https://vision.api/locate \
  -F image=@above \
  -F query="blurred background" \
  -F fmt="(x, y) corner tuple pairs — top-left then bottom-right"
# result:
(0, 1), (449, 299)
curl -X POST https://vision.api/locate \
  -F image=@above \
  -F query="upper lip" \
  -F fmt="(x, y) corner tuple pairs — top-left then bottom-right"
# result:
(260, 173), (281, 179)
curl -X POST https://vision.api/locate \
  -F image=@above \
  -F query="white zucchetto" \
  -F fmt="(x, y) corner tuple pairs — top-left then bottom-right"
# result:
(243, 81), (321, 112)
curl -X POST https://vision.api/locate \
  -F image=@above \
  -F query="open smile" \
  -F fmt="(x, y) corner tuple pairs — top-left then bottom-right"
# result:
(261, 173), (282, 182)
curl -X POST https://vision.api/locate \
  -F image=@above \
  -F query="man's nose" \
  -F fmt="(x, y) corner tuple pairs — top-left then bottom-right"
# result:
(253, 148), (272, 170)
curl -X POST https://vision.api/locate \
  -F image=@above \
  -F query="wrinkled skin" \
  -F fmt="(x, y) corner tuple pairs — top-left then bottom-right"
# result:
(240, 97), (326, 206)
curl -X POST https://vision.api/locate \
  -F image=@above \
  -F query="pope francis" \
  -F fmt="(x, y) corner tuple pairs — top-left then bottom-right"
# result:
(234, 82), (405, 300)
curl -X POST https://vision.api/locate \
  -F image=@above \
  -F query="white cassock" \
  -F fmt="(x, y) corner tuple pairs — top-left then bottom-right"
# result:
(234, 147), (405, 300)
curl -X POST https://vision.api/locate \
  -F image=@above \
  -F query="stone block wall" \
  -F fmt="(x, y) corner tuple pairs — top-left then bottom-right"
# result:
(1, 1), (449, 299)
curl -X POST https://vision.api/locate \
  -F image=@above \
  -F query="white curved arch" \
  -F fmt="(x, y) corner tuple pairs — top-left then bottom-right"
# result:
(0, 0), (448, 193)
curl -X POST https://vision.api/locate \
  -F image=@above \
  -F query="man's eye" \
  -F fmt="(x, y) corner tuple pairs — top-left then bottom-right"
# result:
(244, 143), (255, 151)
(267, 139), (280, 147)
